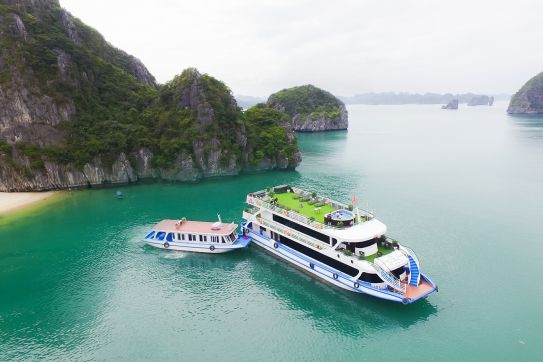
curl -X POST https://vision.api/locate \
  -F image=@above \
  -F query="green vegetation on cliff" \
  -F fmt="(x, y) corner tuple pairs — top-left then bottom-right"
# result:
(243, 104), (298, 165)
(0, 0), (299, 189)
(267, 84), (342, 119)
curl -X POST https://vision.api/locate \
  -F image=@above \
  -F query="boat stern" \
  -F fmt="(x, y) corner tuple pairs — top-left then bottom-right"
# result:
(403, 273), (438, 304)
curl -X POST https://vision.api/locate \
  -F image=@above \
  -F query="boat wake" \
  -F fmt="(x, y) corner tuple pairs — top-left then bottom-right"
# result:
(161, 251), (190, 260)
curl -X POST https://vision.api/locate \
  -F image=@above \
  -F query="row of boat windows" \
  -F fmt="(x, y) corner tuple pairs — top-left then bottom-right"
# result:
(263, 226), (386, 284)
(145, 231), (236, 243)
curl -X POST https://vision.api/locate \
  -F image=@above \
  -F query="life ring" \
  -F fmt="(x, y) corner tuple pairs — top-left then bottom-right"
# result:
(273, 242), (279, 249)
(354, 282), (360, 289)
(163, 242), (169, 249)
(402, 298), (410, 305)
(210, 245), (215, 251)
(333, 273), (338, 280)
(309, 263), (315, 269)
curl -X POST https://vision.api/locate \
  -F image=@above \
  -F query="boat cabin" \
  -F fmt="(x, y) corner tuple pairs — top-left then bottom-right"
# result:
(145, 219), (238, 244)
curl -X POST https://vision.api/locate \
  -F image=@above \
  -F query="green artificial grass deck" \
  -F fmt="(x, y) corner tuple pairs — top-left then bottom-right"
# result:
(274, 192), (336, 222)
(359, 245), (394, 263)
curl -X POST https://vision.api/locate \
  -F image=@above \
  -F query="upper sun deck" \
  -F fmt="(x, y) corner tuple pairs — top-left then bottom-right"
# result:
(246, 185), (382, 236)
(153, 219), (237, 235)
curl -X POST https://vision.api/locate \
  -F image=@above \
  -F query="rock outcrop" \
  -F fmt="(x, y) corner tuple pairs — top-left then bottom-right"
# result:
(508, 72), (543, 114)
(442, 99), (458, 110)
(0, 0), (300, 191)
(467, 95), (491, 106)
(267, 85), (348, 132)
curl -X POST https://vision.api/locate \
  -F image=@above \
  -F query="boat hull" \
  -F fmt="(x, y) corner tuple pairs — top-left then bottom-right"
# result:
(245, 227), (413, 303)
(144, 234), (251, 253)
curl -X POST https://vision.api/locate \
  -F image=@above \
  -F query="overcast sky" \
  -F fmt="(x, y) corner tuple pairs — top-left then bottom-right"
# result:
(59, 0), (542, 97)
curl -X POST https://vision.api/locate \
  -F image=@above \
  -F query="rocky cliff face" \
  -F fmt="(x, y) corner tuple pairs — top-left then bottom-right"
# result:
(508, 72), (543, 114)
(267, 85), (348, 132)
(0, 0), (299, 191)
(290, 106), (348, 132)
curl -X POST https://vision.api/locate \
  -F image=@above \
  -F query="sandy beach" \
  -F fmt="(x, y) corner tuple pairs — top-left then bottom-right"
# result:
(0, 192), (58, 215)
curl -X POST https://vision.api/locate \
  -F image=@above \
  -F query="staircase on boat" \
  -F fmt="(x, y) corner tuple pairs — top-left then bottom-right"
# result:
(373, 260), (407, 295)
(398, 245), (421, 286)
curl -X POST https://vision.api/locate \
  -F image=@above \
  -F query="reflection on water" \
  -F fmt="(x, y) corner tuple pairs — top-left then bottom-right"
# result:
(247, 247), (437, 338)
(508, 114), (543, 141)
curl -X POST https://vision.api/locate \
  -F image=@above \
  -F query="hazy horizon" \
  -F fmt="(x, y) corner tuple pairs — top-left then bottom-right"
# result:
(59, 0), (542, 97)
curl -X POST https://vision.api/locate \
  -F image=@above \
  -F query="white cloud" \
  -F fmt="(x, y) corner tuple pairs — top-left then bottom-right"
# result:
(59, 0), (543, 97)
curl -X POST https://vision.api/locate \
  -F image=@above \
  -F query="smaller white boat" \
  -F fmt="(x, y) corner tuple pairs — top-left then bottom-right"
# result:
(143, 217), (251, 253)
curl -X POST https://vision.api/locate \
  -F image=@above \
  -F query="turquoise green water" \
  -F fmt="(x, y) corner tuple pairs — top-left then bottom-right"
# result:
(1, 102), (542, 360)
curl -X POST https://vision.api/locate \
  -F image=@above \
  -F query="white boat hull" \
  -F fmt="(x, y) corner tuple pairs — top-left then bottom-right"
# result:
(144, 235), (251, 254)
(246, 228), (407, 303)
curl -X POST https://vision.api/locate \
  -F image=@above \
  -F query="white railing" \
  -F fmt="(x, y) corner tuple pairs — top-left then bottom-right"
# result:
(373, 260), (407, 295)
(256, 217), (327, 250)
(398, 244), (420, 267)
(250, 195), (369, 231)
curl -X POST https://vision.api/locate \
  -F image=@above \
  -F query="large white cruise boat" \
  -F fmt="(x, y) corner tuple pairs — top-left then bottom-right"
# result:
(144, 217), (251, 253)
(241, 185), (437, 304)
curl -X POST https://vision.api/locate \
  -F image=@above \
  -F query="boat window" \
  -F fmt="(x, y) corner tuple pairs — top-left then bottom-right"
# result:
(273, 214), (330, 244)
(188, 234), (192, 241)
(229, 232), (236, 242)
(203, 235), (207, 242)
(145, 231), (156, 239)
(359, 273), (383, 283)
(156, 232), (166, 241)
(331, 238), (337, 246)
(222, 237), (226, 243)
(177, 233), (181, 240)
(166, 233), (174, 242)
(278, 234), (359, 277)
(199, 235), (203, 242)
(181, 234), (185, 241)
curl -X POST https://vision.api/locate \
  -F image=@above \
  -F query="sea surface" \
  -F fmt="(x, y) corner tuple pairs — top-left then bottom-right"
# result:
(1, 102), (542, 361)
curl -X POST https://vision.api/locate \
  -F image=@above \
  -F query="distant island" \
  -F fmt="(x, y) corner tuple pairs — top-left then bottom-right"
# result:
(340, 92), (506, 105)
(267, 85), (348, 132)
(235, 95), (266, 109)
(0, 0), (300, 191)
(442, 99), (459, 110)
(507, 72), (543, 114)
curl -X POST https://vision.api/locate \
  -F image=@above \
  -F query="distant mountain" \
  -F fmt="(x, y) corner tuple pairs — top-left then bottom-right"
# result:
(508, 72), (543, 114)
(235, 95), (265, 109)
(341, 92), (505, 105)
(267, 85), (348, 132)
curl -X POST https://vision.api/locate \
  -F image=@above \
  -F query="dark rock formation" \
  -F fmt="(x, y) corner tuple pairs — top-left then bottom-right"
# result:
(507, 72), (543, 114)
(0, 0), (299, 191)
(267, 85), (348, 132)
(442, 99), (459, 109)
(467, 95), (491, 106)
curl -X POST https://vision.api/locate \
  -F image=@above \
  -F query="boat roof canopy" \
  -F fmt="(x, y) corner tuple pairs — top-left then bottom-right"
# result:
(327, 219), (387, 242)
(153, 219), (237, 235)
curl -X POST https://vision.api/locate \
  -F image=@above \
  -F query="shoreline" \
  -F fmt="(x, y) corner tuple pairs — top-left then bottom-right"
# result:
(0, 192), (59, 215)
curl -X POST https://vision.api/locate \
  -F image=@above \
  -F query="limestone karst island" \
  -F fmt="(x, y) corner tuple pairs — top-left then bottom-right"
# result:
(1, 0), (542, 361)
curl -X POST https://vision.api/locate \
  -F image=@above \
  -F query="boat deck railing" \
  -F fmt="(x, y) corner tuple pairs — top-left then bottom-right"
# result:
(373, 260), (407, 295)
(256, 216), (328, 251)
(249, 190), (374, 231)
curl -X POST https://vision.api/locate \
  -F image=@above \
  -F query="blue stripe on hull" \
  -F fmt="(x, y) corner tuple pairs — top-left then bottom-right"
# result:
(247, 230), (405, 303)
(144, 235), (250, 253)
